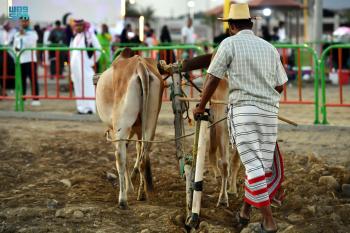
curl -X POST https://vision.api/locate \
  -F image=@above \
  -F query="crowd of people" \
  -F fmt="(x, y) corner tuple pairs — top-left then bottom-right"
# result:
(117, 17), (195, 50)
(0, 17), (105, 112)
(0, 15), (285, 113)
(0, 17), (196, 113)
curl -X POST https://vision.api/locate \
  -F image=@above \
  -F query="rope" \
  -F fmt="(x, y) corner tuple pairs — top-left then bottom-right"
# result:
(169, 79), (191, 123)
(105, 116), (227, 144)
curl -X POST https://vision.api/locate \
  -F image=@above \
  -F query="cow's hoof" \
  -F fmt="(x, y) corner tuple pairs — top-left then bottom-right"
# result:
(217, 194), (229, 207)
(118, 201), (129, 210)
(216, 199), (229, 208)
(137, 194), (147, 201)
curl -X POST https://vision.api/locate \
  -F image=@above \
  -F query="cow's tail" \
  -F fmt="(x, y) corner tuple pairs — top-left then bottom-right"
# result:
(136, 60), (153, 192)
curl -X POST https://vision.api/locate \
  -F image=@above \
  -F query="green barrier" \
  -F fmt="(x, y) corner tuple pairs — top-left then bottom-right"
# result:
(274, 44), (320, 124)
(112, 42), (216, 54)
(5, 44), (323, 124)
(15, 47), (108, 112)
(114, 44), (321, 123)
(38, 43), (111, 73)
(36, 43), (69, 47)
(112, 42), (143, 48)
(319, 44), (350, 124)
(113, 45), (204, 60)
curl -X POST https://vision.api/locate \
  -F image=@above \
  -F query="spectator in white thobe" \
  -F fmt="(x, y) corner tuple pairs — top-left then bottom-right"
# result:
(277, 21), (286, 42)
(181, 18), (195, 44)
(13, 17), (40, 106)
(70, 19), (101, 114)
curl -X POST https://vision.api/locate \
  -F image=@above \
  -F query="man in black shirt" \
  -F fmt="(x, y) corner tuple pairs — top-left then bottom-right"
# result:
(48, 20), (66, 78)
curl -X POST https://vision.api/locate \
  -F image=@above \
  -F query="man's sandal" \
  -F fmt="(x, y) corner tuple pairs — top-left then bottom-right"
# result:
(260, 223), (278, 233)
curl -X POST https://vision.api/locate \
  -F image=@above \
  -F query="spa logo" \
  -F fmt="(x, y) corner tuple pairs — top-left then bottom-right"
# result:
(8, 5), (29, 20)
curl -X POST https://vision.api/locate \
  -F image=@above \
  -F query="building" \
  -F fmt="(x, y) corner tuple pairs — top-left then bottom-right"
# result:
(206, 0), (350, 43)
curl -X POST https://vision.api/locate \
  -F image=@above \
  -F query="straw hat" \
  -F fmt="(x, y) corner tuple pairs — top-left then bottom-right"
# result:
(218, 3), (259, 21)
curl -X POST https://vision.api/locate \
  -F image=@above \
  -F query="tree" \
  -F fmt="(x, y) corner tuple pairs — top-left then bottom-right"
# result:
(126, 1), (140, 18)
(140, 6), (155, 22)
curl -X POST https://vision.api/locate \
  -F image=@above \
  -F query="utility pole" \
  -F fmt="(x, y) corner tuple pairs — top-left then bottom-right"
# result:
(223, 0), (230, 32)
(314, 0), (323, 55)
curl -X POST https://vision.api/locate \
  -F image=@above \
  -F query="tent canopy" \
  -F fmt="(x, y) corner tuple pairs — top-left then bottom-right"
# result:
(323, 0), (350, 10)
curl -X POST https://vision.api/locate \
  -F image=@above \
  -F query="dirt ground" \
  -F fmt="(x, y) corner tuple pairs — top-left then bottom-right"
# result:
(0, 116), (349, 233)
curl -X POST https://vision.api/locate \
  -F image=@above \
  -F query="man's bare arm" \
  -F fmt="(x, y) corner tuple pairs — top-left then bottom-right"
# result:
(193, 73), (221, 118)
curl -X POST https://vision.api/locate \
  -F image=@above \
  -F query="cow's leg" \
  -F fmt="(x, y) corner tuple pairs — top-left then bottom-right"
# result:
(114, 136), (129, 209)
(112, 101), (140, 208)
(217, 135), (230, 207)
(228, 147), (240, 196)
(209, 127), (220, 180)
(138, 142), (152, 201)
(131, 124), (142, 185)
(131, 140), (141, 183)
(125, 157), (134, 194)
(124, 130), (137, 194)
(131, 122), (147, 201)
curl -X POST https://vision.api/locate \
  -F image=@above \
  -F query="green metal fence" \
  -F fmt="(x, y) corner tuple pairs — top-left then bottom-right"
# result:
(274, 44), (320, 124)
(113, 44), (204, 60)
(319, 44), (350, 124)
(3, 43), (350, 125)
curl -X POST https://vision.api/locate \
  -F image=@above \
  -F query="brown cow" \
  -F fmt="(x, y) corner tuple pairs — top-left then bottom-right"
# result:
(96, 48), (164, 209)
(206, 77), (241, 207)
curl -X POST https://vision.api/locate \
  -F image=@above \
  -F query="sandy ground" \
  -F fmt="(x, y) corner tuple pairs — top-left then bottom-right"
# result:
(0, 115), (349, 233)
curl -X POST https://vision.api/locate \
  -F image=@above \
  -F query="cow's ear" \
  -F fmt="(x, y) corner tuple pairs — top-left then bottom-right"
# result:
(121, 48), (135, 58)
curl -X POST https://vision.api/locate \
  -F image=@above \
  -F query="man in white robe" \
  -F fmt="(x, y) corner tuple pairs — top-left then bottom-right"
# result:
(70, 19), (101, 114)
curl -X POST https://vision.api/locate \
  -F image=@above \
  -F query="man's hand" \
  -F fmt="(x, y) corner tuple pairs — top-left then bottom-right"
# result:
(193, 105), (205, 120)
(192, 73), (221, 120)
(275, 85), (284, 93)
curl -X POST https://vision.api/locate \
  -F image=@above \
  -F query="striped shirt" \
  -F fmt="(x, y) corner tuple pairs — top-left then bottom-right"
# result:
(207, 30), (288, 113)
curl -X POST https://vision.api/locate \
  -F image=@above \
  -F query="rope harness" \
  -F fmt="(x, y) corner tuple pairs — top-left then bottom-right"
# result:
(105, 116), (227, 144)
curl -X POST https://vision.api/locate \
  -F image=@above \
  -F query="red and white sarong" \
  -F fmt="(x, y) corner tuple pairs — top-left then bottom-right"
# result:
(227, 105), (284, 208)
